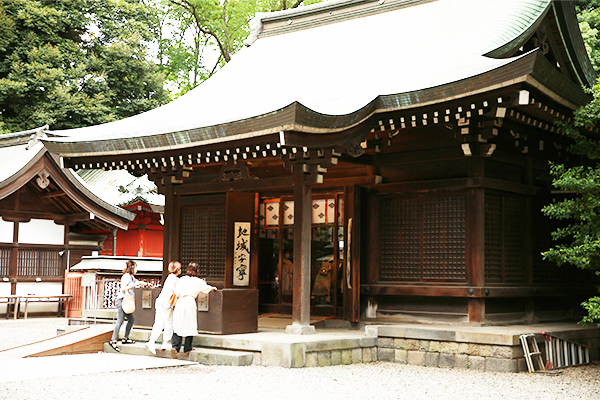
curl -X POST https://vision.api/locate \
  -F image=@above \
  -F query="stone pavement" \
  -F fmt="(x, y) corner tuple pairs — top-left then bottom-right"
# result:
(0, 353), (193, 383)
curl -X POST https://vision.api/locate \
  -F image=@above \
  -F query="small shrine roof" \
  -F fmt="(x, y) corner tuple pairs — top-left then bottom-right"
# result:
(0, 128), (135, 228)
(71, 256), (163, 274)
(77, 169), (165, 208)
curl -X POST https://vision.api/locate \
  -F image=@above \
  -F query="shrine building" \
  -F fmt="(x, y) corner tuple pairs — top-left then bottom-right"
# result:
(41, 0), (598, 330)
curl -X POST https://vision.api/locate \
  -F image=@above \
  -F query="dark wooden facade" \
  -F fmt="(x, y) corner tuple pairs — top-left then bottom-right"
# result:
(43, 1), (598, 325)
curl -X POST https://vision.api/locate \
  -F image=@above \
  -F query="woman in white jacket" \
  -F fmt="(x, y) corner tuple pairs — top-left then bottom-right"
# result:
(145, 261), (181, 355)
(171, 262), (216, 357)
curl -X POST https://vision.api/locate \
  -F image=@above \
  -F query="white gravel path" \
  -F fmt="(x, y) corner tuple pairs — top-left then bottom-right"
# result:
(0, 318), (599, 400)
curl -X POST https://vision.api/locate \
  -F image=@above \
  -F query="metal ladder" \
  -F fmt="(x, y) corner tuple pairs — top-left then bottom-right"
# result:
(520, 334), (545, 373)
(538, 330), (590, 370)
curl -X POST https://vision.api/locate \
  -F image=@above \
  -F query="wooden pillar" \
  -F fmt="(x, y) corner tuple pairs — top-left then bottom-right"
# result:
(9, 221), (18, 295)
(161, 182), (180, 283)
(467, 187), (485, 324)
(281, 148), (337, 334)
(467, 152), (486, 324)
(286, 168), (315, 334)
(344, 184), (361, 322)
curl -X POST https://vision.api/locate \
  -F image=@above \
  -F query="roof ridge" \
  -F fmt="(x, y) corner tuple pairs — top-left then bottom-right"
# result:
(247, 0), (433, 42)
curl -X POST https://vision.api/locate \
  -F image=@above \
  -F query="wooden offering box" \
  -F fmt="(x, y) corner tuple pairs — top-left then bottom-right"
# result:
(197, 289), (258, 334)
(134, 287), (161, 328)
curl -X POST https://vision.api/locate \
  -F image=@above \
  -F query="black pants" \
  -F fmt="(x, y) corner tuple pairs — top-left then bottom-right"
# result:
(172, 333), (193, 353)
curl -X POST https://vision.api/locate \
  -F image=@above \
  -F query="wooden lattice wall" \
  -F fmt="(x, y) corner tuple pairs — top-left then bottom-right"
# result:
(16, 247), (62, 277)
(380, 195), (467, 282)
(484, 193), (527, 285)
(181, 204), (226, 280)
(0, 247), (9, 276)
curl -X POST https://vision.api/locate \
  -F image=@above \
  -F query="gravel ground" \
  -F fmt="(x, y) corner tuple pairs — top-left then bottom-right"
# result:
(1, 318), (599, 400)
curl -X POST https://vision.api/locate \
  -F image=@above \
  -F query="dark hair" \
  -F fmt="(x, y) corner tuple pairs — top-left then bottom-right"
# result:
(186, 262), (198, 277)
(123, 260), (136, 275)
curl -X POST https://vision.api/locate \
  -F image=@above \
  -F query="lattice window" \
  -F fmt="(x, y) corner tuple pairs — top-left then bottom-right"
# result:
(181, 205), (226, 279)
(380, 195), (466, 282)
(16, 248), (62, 277)
(484, 193), (526, 284)
(0, 247), (10, 276)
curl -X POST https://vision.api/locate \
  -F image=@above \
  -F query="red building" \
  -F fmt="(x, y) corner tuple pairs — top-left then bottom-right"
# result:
(64, 170), (164, 318)
(77, 169), (164, 258)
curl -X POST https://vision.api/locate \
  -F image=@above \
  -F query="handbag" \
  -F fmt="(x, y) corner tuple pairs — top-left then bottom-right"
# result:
(166, 293), (179, 318)
(121, 292), (136, 314)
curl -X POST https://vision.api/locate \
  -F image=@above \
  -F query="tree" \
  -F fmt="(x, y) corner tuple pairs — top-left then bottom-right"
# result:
(0, 0), (169, 133)
(159, 0), (322, 97)
(542, 80), (600, 326)
(576, 0), (600, 74)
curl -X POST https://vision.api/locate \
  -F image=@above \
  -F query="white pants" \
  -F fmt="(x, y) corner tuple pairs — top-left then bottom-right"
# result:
(148, 302), (173, 348)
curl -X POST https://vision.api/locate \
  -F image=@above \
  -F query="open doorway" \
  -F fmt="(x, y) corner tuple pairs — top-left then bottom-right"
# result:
(257, 194), (344, 316)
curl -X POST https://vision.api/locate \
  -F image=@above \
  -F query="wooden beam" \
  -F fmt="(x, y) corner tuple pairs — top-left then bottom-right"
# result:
(174, 176), (294, 195)
(0, 210), (92, 224)
(39, 191), (67, 199)
(366, 177), (536, 195)
(363, 284), (572, 297)
(173, 174), (382, 196)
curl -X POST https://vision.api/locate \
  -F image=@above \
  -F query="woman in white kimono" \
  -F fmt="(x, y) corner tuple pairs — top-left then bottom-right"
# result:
(145, 261), (181, 355)
(171, 262), (216, 357)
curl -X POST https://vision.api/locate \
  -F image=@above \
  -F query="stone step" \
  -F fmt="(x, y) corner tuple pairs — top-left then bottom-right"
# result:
(103, 341), (255, 366)
(191, 347), (255, 366)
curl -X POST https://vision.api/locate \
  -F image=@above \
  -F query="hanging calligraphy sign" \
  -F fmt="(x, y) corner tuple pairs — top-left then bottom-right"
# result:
(233, 222), (251, 286)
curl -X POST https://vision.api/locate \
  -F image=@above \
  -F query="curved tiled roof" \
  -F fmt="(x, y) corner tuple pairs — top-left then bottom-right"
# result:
(42, 0), (588, 157)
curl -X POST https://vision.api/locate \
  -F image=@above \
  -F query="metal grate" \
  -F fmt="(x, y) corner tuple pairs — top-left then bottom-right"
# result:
(485, 194), (526, 284)
(381, 195), (466, 282)
(181, 205), (226, 279)
(16, 248), (62, 277)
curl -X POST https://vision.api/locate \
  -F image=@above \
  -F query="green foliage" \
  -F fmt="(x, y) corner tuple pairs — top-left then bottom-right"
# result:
(0, 0), (168, 133)
(580, 296), (600, 326)
(159, 0), (322, 97)
(543, 81), (600, 325)
(577, 1), (600, 74)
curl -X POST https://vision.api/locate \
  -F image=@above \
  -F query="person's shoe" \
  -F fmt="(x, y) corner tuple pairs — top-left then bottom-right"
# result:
(108, 340), (120, 352)
(170, 348), (178, 359)
(121, 338), (136, 344)
(145, 343), (156, 355)
(160, 341), (171, 350)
